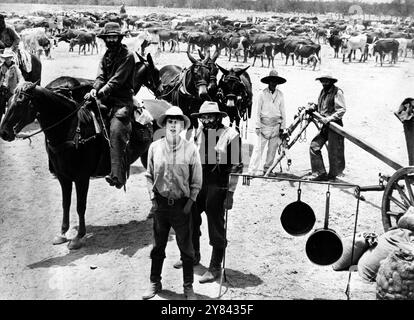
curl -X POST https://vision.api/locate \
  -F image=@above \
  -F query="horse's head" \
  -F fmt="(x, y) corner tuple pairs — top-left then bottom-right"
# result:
(198, 49), (219, 95)
(0, 81), (39, 141)
(217, 64), (250, 109)
(135, 52), (163, 97)
(187, 50), (211, 100)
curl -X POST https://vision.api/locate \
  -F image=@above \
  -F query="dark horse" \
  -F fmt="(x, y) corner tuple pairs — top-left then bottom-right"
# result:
(197, 49), (219, 98)
(0, 81), (154, 250)
(155, 50), (212, 128)
(215, 64), (252, 130)
(0, 53), (161, 250)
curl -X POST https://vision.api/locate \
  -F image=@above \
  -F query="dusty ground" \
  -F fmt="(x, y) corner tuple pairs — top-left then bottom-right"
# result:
(1, 4), (414, 301)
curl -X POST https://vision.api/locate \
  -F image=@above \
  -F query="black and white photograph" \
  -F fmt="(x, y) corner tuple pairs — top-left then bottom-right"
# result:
(1, 0), (414, 303)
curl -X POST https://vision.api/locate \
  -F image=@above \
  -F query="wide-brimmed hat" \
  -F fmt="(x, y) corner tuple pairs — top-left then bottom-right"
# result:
(261, 69), (286, 84)
(97, 22), (125, 39)
(315, 74), (337, 83)
(191, 101), (228, 118)
(157, 105), (191, 130)
(0, 48), (15, 59)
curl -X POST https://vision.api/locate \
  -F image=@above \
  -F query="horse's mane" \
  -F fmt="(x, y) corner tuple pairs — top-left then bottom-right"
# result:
(16, 81), (78, 111)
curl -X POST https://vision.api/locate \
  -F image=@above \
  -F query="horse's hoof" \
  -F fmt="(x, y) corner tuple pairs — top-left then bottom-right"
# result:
(53, 235), (68, 245)
(68, 238), (82, 250)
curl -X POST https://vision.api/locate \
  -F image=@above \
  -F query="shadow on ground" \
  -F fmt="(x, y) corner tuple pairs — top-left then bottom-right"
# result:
(26, 219), (167, 269)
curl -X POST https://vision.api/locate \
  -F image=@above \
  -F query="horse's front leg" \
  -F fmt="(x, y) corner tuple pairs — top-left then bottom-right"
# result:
(53, 176), (72, 245)
(68, 177), (90, 250)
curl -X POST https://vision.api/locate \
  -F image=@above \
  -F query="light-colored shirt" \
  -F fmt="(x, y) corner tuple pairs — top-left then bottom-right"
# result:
(318, 88), (346, 122)
(145, 137), (202, 202)
(255, 87), (286, 129)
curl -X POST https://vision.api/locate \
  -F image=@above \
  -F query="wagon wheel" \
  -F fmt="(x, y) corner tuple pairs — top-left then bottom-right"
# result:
(381, 167), (414, 231)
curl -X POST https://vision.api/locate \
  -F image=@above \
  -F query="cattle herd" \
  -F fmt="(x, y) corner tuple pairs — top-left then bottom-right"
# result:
(3, 9), (414, 69)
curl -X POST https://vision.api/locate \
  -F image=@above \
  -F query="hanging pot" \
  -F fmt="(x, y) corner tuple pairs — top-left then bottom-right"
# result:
(281, 186), (316, 236)
(306, 189), (343, 266)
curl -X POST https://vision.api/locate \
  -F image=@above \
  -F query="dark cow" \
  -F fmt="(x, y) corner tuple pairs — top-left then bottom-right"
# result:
(369, 39), (399, 66)
(185, 31), (223, 55)
(314, 28), (327, 44)
(69, 31), (98, 55)
(283, 37), (315, 65)
(294, 43), (321, 64)
(248, 42), (274, 68)
(158, 29), (180, 53)
(328, 34), (342, 58)
(240, 32), (281, 62)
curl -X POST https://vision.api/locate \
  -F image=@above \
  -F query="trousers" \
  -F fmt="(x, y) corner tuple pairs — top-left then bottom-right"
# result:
(108, 105), (132, 185)
(248, 124), (281, 174)
(309, 120), (345, 177)
(192, 180), (228, 250)
(150, 195), (194, 286)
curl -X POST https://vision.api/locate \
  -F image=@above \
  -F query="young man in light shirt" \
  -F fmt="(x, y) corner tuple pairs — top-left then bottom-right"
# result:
(143, 105), (202, 300)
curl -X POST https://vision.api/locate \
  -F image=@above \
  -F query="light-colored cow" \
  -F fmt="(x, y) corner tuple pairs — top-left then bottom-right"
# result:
(341, 33), (368, 62)
(395, 38), (408, 61)
(20, 27), (53, 59)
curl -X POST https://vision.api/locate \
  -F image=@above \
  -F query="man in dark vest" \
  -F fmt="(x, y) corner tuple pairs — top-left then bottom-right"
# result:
(86, 22), (135, 189)
(173, 101), (243, 284)
(306, 74), (346, 181)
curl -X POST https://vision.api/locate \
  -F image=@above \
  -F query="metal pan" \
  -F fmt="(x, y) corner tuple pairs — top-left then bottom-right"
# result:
(281, 186), (316, 236)
(305, 189), (343, 266)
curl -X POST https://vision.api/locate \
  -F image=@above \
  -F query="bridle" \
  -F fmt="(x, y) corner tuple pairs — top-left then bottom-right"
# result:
(191, 62), (210, 88)
(12, 87), (82, 141)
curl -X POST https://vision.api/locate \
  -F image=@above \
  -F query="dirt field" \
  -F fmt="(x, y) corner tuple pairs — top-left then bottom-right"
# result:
(1, 4), (414, 300)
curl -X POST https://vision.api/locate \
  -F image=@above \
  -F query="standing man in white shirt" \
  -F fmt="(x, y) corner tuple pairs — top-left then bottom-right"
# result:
(248, 70), (287, 176)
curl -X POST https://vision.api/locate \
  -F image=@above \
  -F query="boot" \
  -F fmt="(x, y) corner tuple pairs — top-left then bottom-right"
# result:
(142, 281), (162, 300)
(183, 285), (197, 300)
(173, 251), (200, 269)
(142, 258), (163, 299)
(199, 247), (224, 284)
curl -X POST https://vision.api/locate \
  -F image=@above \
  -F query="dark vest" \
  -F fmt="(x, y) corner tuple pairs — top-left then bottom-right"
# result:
(317, 85), (343, 116)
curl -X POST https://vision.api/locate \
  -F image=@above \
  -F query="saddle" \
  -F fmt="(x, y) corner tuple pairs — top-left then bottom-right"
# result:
(47, 88), (153, 178)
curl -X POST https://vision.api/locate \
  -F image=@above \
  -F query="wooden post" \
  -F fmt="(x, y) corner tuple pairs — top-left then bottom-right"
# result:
(312, 111), (404, 171)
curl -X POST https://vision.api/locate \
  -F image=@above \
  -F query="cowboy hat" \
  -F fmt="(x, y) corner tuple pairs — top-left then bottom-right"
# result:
(157, 105), (191, 130)
(0, 48), (15, 59)
(191, 101), (228, 118)
(315, 74), (338, 83)
(97, 22), (125, 39)
(261, 69), (286, 84)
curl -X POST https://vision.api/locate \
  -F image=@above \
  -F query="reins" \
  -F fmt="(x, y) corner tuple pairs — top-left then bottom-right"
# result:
(17, 96), (83, 141)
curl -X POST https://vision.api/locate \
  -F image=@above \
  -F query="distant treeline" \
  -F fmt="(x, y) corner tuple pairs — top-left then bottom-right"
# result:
(11, 0), (414, 17)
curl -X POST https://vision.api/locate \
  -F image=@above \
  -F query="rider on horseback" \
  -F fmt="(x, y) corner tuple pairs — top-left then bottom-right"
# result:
(0, 48), (24, 94)
(0, 14), (32, 74)
(85, 22), (136, 189)
(0, 14), (20, 53)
